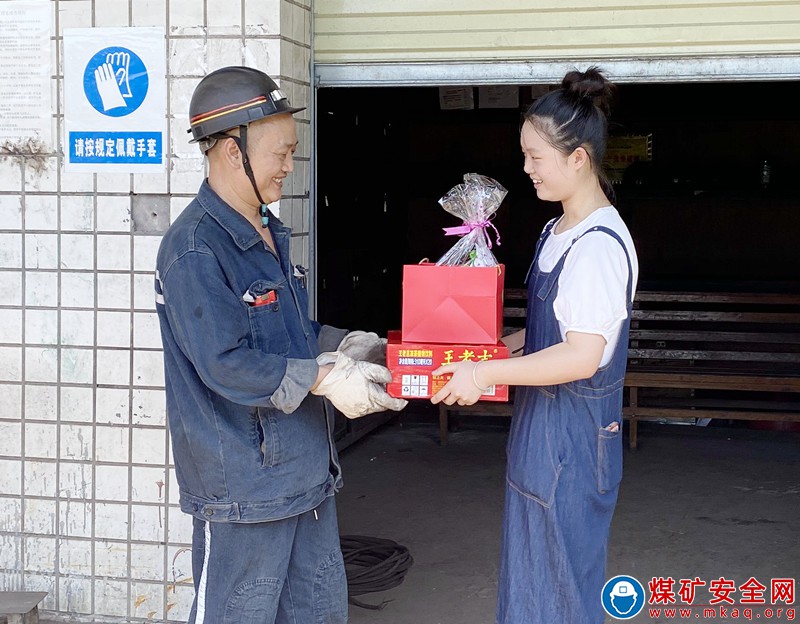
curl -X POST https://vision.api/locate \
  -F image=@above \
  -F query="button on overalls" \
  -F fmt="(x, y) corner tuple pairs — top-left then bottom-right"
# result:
(497, 221), (634, 624)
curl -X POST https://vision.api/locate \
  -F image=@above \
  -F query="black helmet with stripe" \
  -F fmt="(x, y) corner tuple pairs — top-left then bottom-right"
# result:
(188, 66), (304, 228)
(188, 66), (304, 143)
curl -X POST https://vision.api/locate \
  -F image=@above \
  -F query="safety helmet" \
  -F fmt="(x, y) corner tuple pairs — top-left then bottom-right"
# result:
(610, 581), (638, 599)
(187, 66), (305, 143)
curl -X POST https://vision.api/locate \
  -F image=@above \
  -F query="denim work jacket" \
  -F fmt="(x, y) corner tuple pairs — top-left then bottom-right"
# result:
(156, 181), (345, 523)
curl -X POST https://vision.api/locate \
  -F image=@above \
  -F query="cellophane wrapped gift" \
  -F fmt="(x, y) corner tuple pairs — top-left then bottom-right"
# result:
(436, 173), (506, 266)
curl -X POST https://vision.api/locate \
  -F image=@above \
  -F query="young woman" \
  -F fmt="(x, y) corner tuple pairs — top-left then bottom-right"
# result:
(431, 67), (639, 624)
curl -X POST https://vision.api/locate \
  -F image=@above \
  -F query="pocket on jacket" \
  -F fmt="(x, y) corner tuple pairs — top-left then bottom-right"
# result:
(223, 578), (281, 624)
(255, 411), (280, 468)
(246, 279), (291, 355)
(597, 424), (623, 494)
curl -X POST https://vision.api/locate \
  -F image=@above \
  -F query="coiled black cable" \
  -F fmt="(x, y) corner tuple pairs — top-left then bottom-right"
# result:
(340, 535), (414, 610)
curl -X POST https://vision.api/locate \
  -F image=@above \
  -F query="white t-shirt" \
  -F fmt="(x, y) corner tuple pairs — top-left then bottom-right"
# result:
(535, 206), (639, 367)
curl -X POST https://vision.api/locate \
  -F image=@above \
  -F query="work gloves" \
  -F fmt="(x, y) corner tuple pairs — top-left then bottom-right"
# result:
(311, 351), (407, 418)
(338, 330), (388, 366)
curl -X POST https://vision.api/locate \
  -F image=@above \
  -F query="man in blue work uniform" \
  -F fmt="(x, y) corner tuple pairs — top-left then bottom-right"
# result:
(155, 66), (406, 624)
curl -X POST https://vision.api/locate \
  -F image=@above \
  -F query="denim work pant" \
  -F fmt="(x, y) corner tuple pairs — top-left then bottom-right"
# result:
(188, 495), (348, 624)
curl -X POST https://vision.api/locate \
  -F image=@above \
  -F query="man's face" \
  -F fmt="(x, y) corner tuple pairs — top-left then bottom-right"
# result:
(242, 113), (298, 206)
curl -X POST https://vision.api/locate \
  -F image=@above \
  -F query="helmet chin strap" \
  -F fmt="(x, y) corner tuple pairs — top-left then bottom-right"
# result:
(220, 125), (270, 228)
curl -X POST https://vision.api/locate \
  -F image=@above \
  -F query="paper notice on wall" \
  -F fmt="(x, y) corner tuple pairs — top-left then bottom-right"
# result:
(478, 86), (519, 109)
(439, 87), (474, 111)
(64, 27), (166, 173)
(0, 1), (52, 145)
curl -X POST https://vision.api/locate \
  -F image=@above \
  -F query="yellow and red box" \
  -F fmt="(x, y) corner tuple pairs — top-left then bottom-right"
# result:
(386, 330), (509, 402)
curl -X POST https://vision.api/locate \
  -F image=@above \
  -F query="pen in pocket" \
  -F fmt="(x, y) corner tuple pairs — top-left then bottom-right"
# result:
(243, 290), (277, 306)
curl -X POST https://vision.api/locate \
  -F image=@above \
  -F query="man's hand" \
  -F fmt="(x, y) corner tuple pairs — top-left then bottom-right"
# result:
(338, 331), (387, 366)
(311, 352), (407, 418)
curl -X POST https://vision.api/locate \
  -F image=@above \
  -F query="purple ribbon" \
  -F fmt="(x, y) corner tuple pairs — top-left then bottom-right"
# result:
(443, 219), (502, 248)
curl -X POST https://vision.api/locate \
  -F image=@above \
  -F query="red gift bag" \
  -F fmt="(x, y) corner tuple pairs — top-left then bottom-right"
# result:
(401, 263), (504, 345)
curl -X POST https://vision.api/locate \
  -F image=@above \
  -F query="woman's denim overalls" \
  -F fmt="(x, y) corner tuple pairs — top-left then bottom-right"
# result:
(497, 220), (634, 624)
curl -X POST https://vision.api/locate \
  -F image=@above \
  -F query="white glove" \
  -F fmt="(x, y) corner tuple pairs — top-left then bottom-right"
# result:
(311, 351), (407, 419)
(338, 331), (388, 366)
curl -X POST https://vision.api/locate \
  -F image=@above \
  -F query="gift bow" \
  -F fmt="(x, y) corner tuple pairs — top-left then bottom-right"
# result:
(442, 219), (502, 249)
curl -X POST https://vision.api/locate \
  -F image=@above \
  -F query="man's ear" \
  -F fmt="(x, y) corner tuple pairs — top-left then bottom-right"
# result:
(220, 136), (242, 169)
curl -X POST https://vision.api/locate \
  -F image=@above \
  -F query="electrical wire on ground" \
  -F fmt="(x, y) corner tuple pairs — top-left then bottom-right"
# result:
(340, 535), (414, 610)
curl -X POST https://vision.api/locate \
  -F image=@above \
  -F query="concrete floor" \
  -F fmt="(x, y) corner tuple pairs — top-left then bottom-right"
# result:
(337, 418), (800, 624)
(33, 417), (800, 623)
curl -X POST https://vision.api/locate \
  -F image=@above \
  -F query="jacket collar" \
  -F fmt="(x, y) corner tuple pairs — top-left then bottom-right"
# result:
(196, 179), (291, 251)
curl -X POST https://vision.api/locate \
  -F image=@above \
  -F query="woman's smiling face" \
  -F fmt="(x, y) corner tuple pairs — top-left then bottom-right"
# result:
(520, 120), (573, 203)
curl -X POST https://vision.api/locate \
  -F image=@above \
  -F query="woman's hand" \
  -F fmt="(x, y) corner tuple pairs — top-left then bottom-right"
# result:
(430, 361), (487, 406)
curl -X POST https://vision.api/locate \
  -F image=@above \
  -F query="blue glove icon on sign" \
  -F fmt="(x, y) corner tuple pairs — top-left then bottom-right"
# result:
(84, 47), (148, 117)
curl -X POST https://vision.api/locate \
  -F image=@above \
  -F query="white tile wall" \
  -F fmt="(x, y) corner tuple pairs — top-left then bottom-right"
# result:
(25, 195), (59, 231)
(2, 0), (312, 619)
(0, 309), (23, 344)
(95, 465), (130, 502)
(0, 271), (23, 305)
(25, 461), (58, 497)
(97, 272), (131, 309)
(0, 347), (23, 382)
(25, 233), (58, 269)
(0, 234), (23, 268)
(59, 462), (93, 499)
(96, 387), (131, 425)
(24, 385), (58, 421)
(25, 272), (58, 310)
(61, 271), (95, 308)
(61, 386), (95, 423)
(0, 422), (22, 456)
(61, 310), (96, 346)
(0, 459), (22, 495)
(96, 349), (131, 385)
(94, 503), (130, 541)
(95, 579), (129, 617)
(0, 157), (23, 192)
(61, 195), (95, 231)
(97, 235), (131, 270)
(0, 384), (22, 422)
(60, 424), (94, 461)
(59, 500), (93, 538)
(25, 347), (58, 383)
(60, 348), (95, 385)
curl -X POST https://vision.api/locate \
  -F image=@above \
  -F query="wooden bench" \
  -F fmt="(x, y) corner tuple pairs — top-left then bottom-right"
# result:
(439, 290), (800, 449)
(0, 592), (47, 624)
(625, 291), (800, 448)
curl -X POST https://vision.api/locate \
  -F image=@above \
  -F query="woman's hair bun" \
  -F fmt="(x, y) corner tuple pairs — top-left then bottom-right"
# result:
(561, 66), (614, 115)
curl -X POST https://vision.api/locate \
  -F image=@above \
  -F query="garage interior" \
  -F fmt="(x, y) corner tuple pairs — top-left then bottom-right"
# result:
(313, 81), (800, 622)
(317, 80), (800, 336)
(317, 80), (800, 441)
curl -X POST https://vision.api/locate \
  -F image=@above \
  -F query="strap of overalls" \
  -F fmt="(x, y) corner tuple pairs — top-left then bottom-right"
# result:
(524, 218), (559, 285)
(535, 225), (634, 306)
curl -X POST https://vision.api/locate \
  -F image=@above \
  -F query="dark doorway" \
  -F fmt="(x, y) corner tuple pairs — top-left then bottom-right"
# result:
(316, 82), (800, 334)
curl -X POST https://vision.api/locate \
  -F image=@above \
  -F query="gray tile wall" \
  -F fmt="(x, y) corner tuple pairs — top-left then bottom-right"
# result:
(0, 0), (311, 620)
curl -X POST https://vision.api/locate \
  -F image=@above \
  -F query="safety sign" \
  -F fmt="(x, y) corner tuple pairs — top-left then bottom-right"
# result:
(64, 27), (165, 173)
